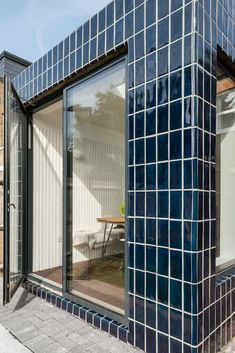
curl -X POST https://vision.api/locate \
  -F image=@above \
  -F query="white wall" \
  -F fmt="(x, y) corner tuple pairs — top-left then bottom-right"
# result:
(32, 103), (63, 272)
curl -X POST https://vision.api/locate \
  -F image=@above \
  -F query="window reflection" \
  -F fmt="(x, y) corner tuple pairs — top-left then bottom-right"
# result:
(66, 61), (126, 314)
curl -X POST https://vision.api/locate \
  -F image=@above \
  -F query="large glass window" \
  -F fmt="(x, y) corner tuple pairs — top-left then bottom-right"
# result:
(216, 65), (235, 269)
(65, 61), (126, 315)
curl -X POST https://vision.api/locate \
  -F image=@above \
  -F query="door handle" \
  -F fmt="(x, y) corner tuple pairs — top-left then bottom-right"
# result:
(10, 203), (16, 209)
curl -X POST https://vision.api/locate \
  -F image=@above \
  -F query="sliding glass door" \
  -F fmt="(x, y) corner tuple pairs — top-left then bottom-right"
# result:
(64, 60), (126, 316)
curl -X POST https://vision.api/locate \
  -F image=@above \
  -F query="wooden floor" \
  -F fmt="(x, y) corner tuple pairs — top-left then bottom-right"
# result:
(34, 263), (125, 311)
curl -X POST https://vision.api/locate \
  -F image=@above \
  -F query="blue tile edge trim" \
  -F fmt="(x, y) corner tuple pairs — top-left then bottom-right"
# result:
(22, 280), (129, 343)
(214, 272), (235, 352)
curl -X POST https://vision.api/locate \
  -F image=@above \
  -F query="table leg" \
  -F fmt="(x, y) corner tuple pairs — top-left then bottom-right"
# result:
(103, 224), (113, 257)
(101, 223), (107, 259)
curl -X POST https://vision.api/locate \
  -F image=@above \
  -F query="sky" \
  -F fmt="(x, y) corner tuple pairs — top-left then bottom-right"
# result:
(0, 0), (110, 63)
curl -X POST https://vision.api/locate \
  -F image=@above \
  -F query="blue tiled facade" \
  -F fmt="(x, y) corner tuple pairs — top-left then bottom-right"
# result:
(12, 1), (235, 352)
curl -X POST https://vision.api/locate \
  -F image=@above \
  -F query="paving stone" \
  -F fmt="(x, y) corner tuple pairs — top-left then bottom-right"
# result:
(0, 286), (141, 353)
(37, 341), (68, 353)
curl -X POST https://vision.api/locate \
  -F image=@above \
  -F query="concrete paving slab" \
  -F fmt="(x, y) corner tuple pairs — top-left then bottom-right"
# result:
(0, 324), (31, 353)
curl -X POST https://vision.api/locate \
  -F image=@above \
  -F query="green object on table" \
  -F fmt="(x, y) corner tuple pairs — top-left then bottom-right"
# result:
(119, 202), (125, 216)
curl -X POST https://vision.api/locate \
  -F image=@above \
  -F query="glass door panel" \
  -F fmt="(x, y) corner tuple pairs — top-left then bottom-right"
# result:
(4, 77), (26, 303)
(65, 60), (126, 316)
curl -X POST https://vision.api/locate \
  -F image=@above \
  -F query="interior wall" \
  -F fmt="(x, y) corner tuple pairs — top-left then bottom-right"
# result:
(72, 121), (125, 263)
(32, 101), (63, 273)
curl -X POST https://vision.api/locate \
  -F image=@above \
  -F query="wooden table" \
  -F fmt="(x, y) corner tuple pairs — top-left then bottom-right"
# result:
(96, 217), (125, 258)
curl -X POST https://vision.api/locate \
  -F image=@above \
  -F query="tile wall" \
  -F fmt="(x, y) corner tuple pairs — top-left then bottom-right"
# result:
(12, 1), (235, 352)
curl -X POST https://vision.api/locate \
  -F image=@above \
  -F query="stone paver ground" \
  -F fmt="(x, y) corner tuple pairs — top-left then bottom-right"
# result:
(0, 281), (141, 353)
(220, 337), (235, 353)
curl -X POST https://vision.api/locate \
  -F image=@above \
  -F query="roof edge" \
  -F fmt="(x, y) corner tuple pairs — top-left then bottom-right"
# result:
(0, 51), (31, 67)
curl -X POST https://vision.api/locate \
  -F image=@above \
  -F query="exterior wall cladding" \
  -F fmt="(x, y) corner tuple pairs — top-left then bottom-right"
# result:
(12, 0), (235, 353)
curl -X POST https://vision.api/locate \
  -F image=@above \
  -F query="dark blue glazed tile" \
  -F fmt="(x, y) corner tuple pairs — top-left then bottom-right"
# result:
(107, 26), (114, 51)
(157, 104), (168, 133)
(146, 192), (156, 217)
(135, 296), (145, 323)
(158, 332), (169, 353)
(83, 21), (90, 43)
(170, 160), (181, 189)
(99, 8), (105, 32)
(184, 35), (192, 66)
(128, 37), (134, 62)
(184, 221), (192, 251)
(98, 32), (105, 56)
(136, 323), (145, 350)
(158, 248), (169, 276)
(158, 276), (169, 305)
(170, 220), (182, 249)
(184, 283), (192, 313)
(158, 162), (168, 190)
(184, 66), (192, 97)
(146, 108), (156, 136)
(146, 80), (156, 109)
(115, 0), (123, 20)
(146, 137), (156, 163)
(171, 0), (182, 12)
(170, 99), (182, 130)
(170, 279), (182, 309)
(146, 52), (156, 82)
(170, 250), (182, 279)
(170, 130), (182, 160)
(135, 138), (144, 164)
(171, 9), (182, 41)
(146, 164), (156, 190)
(158, 46), (168, 77)
(135, 84), (145, 111)
(146, 246), (156, 272)
(158, 17), (169, 48)
(184, 252), (192, 282)
(115, 19), (123, 45)
(170, 39), (182, 71)
(135, 31), (145, 60)
(129, 140), (134, 165)
(158, 219), (169, 247)
(170, 70), (182, 101)
(158, 75), (169, 104)
(136, 165), (145, 190)
(146, 0), (156, 27)
(128, 218), (134, 242)
(146, 300), (156, 329)
(135, 5), (144, 33)
(136, 245), (145, 270)
(129, 269), (134, 293)
(184, 191), (192, 220)
(146, 273), (156, 300)
(158, 191), (169, 218)
(158, 0), (169, 20)
(170, 309), (182, 339)
(128, 115), (134, 140)
(158, 304), (169, 333)
(136, 218), (145, 243)
(125, 12), (134, 38)
(107, 2), (114, 26)
(135, 112), (144, 138)
(146, 24), (157, 54)
(184, 97), (193, 127)
(125, 0), (133, 13)
(136, 192), (145, 216)
(170, 338), (182, 353)
(136, 270), (145, 297)
(146, 218), (156, 244)
(184, 129), (192, 158)
(146, 327), (156, 353)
